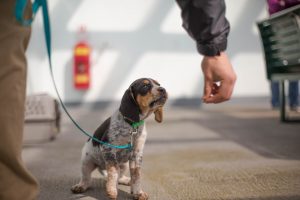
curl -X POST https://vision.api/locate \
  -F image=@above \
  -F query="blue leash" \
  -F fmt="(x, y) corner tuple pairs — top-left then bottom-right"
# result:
(15, 0), (133, 150)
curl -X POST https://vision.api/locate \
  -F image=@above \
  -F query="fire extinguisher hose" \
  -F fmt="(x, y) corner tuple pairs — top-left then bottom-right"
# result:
(15, 0), (132, 150)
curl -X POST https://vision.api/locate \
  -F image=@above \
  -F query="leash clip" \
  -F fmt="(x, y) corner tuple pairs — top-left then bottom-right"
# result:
(130, 128), (138, 148)
(132, 128), (138, 135)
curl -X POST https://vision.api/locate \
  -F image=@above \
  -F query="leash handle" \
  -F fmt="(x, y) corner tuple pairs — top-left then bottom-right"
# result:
(15, 0), (132, 150)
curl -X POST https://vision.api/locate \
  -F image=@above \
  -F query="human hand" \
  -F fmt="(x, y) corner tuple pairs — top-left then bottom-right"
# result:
(201, 52), (236, 104)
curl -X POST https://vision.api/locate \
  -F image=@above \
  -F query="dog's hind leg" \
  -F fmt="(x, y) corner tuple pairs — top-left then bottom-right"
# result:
(71, 157), (96, 193)
(118, 161), (131, 186)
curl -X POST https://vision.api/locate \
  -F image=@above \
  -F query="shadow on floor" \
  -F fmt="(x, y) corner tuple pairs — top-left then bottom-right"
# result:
(192, 109), (300, 161)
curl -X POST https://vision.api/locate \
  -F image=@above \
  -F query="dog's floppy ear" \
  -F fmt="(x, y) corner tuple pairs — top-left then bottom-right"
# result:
(119, 88), (140, 122)
(154, 106), (163, 123)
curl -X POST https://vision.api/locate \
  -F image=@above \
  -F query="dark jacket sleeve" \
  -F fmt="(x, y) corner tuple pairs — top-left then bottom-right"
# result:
(176, 0), (230, 56)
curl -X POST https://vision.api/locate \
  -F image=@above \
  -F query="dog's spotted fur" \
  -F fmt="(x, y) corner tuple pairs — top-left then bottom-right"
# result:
(71, 78), (167, 200)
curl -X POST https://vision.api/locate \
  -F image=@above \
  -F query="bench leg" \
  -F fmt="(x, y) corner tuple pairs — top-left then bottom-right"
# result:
(279, 80), (286, 122)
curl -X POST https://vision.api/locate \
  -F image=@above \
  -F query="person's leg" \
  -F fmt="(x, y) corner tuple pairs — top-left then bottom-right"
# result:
(0, 1), (38, 199)
(288, 81), (299, 109)
(270, 81), (280, 108)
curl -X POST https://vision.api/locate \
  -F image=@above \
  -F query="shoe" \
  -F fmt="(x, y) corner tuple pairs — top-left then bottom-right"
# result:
(290, 106), (300, 113)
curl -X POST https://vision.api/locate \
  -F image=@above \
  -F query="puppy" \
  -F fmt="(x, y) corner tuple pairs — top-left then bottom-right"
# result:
(71, 78), (168, 200)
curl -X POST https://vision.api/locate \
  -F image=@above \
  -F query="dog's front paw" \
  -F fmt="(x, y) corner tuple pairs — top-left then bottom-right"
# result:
(106, 188), (118, 200)
(71, 183), (88, 194)
(132, 191), (149, 200)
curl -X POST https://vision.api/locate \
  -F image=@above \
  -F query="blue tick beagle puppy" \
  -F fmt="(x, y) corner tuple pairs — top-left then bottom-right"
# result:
(71, 78), (168, 200)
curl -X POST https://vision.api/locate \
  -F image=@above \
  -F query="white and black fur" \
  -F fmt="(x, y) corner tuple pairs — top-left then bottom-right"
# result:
(71, 78), (167, 200)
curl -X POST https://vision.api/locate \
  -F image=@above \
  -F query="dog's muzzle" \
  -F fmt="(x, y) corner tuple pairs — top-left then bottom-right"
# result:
(150, 87), (168, 107)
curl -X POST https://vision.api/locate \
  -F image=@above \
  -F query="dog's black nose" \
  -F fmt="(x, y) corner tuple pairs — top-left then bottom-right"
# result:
(158, 87), (166, 94)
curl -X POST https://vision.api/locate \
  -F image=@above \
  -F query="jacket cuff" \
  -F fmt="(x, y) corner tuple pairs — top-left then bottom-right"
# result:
(196, 40), (227, 56)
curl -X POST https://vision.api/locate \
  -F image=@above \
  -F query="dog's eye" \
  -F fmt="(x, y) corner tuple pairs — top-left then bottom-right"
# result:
(143, 84), (152, 90)
(139, 84), (151, 95)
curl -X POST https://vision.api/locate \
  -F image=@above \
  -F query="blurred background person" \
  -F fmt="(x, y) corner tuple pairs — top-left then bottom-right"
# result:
(267, 0), (300, 111)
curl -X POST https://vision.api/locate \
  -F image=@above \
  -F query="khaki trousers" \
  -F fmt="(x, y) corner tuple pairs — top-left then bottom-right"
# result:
(0, 1), (38, 199)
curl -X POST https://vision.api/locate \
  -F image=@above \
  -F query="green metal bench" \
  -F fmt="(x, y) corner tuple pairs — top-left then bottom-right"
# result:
(257, 4), (300, 122)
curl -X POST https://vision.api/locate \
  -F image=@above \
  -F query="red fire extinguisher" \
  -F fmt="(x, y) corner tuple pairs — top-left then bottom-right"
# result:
(74, 27), (90, 90)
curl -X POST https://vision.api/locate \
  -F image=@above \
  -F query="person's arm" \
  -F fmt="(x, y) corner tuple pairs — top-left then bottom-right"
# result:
(176, 0), (236, 103)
